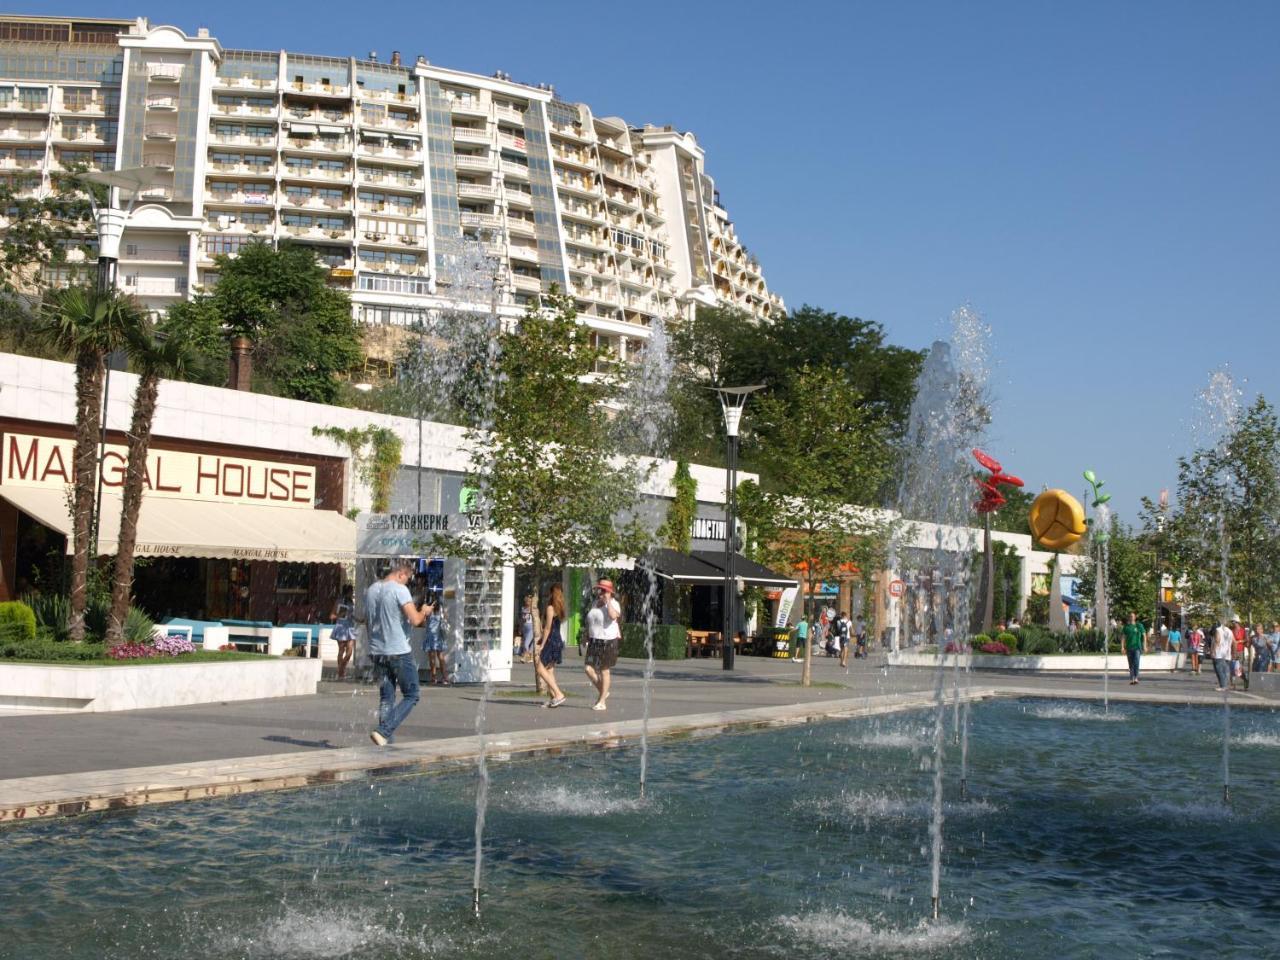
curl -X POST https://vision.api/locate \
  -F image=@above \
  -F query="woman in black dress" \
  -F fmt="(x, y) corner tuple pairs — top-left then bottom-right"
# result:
(536, 583), (568, 707)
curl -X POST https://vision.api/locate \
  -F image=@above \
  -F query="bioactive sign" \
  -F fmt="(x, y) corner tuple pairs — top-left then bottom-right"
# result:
(1, 432), (316, 509)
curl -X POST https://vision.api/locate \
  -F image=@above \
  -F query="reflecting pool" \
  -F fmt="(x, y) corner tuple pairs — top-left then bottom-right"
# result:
(5, 699), (1279, 958)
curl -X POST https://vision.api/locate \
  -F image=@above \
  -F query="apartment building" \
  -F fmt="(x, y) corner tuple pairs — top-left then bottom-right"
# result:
(0, 15), (785, 364)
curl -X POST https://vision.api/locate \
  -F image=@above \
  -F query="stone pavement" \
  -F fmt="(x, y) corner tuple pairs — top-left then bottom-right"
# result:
(1, 652), (1275, 824)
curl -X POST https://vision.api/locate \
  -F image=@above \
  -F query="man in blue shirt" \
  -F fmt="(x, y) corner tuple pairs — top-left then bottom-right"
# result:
(367, 559), (428, 746)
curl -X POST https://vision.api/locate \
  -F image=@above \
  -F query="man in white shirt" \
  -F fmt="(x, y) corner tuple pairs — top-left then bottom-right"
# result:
(366, 559), (429, 746)
(584, 578), (621, 711)
(1210, 621), (1234, 692)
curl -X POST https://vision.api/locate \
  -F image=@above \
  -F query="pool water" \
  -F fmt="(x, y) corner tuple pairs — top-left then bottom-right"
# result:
(4, 699), (1279, 959)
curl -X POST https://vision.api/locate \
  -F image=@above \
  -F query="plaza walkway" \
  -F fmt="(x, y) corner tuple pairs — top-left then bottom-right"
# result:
(1, 653), (1275, 823)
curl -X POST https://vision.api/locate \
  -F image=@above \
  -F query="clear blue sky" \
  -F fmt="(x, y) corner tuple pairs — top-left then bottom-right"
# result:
(33, 1), (1280, 521)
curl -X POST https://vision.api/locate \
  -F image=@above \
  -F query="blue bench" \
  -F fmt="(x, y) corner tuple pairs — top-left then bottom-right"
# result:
(160, 618), (225, 648)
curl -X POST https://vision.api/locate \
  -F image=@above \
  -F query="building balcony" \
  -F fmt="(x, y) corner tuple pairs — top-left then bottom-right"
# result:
(564, 231), (606, 251)
(284, 136), (349, 153)
(356, 167), (421, 189)
(449, 98), (489, 118)
(207, 190), (275, 206)
(460, 211), (500, 229)
(552, 149), (593, 170)
(284, 224), (353, 241)
(138, 187), (172, 201)
(496, 132), (527, 153)
(287, 80), (351, 98)
(208, 160), (275, 176)
(360, 88), (417, 106)
(215, 102), (278, 118)
(555, 175), (598, 198)
(0, 156), (43, 170)
(457, 182), (497, 200)
(356, 141), (422, 164)
(141, 154), (174, 172)
(493, 104), (523, 124)
(360, 258), (428, 276)
(145, 95), (178, 112)
(127, 276), (187, 296)
(0, 100), (49, 114)
(281, 164), (351, 184)
(285, 194), (347, 211)
(214, 75), (278, 92)
(507, 242), (539, 263)
(146, 63), (184, 83)
(506, 218), (536, 238)
(60, 99), (105, 115)
(0, 127), (47, 142)
(52, 128), (104, 144)
(499, 159), (529, 180)
(504, 189), (532, 209)
(121, 245), (188, 264)
(453, 153), (494, 172)
(551, 121), (591, 142)
(452, 126), (490, 145)
(357, 202), (421, 218)
(511, 273), (542, 292)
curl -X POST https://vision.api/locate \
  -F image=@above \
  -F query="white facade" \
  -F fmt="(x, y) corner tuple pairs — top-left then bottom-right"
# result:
(0, 15), (786, 369)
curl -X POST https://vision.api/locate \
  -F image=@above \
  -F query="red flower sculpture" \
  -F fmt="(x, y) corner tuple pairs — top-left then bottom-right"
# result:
(972, 448), (1023, 514)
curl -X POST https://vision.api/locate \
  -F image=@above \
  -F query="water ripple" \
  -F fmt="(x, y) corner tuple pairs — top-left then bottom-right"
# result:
(777, 910), (971, 954)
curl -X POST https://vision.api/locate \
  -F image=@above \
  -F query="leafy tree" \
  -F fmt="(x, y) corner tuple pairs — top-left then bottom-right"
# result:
(0, 168), (99, 294)
(443, 290), (646, 606)
(1075, 516), (1157, 622)
(736, 365), (893, 685)
(166, 241), (362, 403)
(1163, 395), (1280, 622)
(37, 286), (147, 640)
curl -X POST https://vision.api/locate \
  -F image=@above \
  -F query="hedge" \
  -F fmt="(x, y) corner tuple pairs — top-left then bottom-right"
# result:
(619, 622), (687, 660)
(0, 601), (37, 641)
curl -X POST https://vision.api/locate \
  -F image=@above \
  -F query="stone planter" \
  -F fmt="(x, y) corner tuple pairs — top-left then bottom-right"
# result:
(888, 651), (1186, 672)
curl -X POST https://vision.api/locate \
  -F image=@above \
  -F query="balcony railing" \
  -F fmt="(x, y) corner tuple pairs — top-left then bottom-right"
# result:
(62, 99), (104, 114)
(453, 154), (494, 171)
(358, 168), (420, 188)
(288, 81), (351, 97)
(146, 96), (178, 111)
(499, 159), (529, 178)
(146, 63), (184, 83)
(0, 99), (49, 113)
(141, 154), (174, 170)
(449, 98), (488, 117)
(1, 127), (47, 141)
(215, 75), (277, 91)
(144, 126), (177, 141)
(456, 182), (496, 199)
(121, 246), (188, 262)
(452, 127), (489, 144)
(460, 211), (499, 228)
(129, 277), (187, 295)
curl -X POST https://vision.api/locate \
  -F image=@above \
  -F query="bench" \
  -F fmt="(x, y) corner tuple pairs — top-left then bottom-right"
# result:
(686, 630), (722, 658)
(160, 618), (231, 651)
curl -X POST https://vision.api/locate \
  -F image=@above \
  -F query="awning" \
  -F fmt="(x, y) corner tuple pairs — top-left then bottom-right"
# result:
(691, 550), (800, 589)
(289, 122), (319, 135)
(361, 130), (388, 141)
(2, 487), (356, 564)
(636, 548), (724, 583)
(637, 548), (798, 589)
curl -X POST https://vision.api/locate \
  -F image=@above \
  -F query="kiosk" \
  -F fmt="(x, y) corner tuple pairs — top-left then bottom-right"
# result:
(355, 512), (513, 684)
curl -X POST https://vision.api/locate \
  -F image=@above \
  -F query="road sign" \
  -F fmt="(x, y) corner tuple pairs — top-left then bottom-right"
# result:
(888, 579), (905, 599)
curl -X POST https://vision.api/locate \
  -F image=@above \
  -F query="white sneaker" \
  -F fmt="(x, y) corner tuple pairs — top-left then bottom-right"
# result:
(370, 730), (388, 747)
(591, 702), (607, 711)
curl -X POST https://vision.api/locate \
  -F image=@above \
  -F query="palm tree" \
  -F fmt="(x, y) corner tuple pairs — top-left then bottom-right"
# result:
(105, 322), (191, 644)
(39, 286), (146, 640)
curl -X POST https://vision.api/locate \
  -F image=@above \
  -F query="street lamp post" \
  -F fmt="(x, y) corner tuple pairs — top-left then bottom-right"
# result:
(712, 385), (763, 671)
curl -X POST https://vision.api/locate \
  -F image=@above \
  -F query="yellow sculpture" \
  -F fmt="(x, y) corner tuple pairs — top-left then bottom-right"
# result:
(1029, 489), (1087, 550)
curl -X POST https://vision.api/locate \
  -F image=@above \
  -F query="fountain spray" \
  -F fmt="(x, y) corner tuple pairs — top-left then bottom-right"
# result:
(1084, 471), (1112, 714)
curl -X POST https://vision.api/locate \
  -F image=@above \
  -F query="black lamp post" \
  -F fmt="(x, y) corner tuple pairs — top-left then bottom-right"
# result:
(712, 384), (763, 670)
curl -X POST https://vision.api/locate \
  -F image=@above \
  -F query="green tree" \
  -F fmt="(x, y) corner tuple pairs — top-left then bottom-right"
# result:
(105, 318), (193, 643)
(0, 168), (99, 293)
(166, 241), (362, 402)
(37, 286), (147, 640)
(1164, 395), (1280, 622)
(736, 365), (893, 685)
(443, 290), (646, 611)
(1075, 516), (1157, 622)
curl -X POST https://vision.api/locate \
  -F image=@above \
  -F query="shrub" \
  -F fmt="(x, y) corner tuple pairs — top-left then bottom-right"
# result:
(23, 593), (69, 641)
(972, 633), (992, 647)
(0, 601), (36, 641)
(0, 636), (109, 661)
(124, 607), (156, 644)
(979, 641), (1011, 655)
(943, 641), (967, 654)
(106, 642), (157, 660)
(152, 633), (196, 657)
(619, 622), (687, 660)
(1022, 633), (1059, 655)
(995, 631), (1018, 652)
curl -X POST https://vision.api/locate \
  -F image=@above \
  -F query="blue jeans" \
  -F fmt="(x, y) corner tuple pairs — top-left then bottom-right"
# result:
(1213, 657), (1230, 689)
(373, 653), (420, 742)
(1126, 648), (1141, 681)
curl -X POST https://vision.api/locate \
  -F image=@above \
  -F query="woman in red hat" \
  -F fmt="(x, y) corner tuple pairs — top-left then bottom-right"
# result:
(584, 577), (621, 710)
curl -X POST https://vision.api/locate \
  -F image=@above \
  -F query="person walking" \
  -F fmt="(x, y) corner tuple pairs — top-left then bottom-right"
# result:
(1250, 623), (1270, 674)
(366, 559), (428, 746)
(1187, 623), (1203, 675)
(1230, 620), (1248, 690)
(1269, 623), (1280, 673)
(793, 618), (808, 662)
(1123, 612), (1144, 685)
(837, 612), (853, 668)
(1211, 620), (1233, 692)
(854, 616), (867, 659)
(519, 593), (537, 664)
(330, 584), (357, 681)
(535, 583), (567, 708)
(584, 578), (621, 711)
(422, 596), (448, 686)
